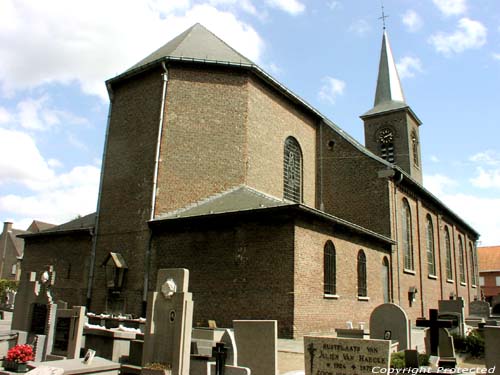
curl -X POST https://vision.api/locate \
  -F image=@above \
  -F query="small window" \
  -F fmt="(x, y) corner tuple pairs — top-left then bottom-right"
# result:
(402, 199), (414, 270)
(458, 236), (465, 283)
(324, 241), (336, 295)
(357, 250), (367, 297)
(283, 137), (303, 203)
(411, 130), (419, 167)
(496, 277), (500, 287)
(426, 215), (436, 276)
(444, 227), (453, 280)
(479, 276), (484, 286)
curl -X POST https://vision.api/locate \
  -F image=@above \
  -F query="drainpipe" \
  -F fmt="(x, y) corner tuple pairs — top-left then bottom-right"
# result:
(142, 62), (169, 317)
(86, 83), (114, 310)
(393, 171), (403, 305)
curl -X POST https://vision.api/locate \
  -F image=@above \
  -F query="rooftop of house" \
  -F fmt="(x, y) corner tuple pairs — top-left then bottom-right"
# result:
(478, 246), (500, 272)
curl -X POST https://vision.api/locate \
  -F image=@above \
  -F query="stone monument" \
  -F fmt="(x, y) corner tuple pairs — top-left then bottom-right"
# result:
(370, 303), (410, 350)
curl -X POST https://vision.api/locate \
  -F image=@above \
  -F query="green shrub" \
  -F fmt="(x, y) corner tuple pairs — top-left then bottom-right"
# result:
(452, 331), (484, 358)
(390, 351), (429, 368)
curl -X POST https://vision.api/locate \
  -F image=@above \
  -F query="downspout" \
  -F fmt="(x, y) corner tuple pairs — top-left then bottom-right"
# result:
(393, 170), (403, 305)
(319, 121), (324, 211)
(436, 215), (444, 300)
(86, 82), (114, 309)
(415, 200), (425, 317)
(142, 62), (169, 316)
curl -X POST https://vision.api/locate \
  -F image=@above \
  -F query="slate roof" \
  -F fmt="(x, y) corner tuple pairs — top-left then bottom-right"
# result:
(19, 213), (96, 238)
(478, 246), (500, 272)
(27, 220), (56, 233)
(152, 185), (394, 245)
(9, 229), (28, 258)
(108, 24), (477, 238)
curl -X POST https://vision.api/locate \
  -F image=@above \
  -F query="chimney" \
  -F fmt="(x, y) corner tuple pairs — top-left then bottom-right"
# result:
(3, 222), (13, 234)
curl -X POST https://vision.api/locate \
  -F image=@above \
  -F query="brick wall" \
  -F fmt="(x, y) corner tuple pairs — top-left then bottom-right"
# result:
(22, 232), (91, 307)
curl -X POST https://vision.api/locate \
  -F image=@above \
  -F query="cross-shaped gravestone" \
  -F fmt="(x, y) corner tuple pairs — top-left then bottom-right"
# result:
(416, 309), (453, 356)
(213, 342), (227, 375)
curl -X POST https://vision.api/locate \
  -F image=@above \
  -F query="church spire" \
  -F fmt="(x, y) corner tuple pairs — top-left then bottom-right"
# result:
(374, 31), (405, 107)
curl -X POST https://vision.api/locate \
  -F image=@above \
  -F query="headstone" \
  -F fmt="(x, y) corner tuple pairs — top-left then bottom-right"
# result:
(52, 306), (86, 359)
(335, 329), (364, 339)
(304, 336), (391, 375)
(416, 309), (453, 357)
(11, 267), (58, 361)
(484, 326), (500, 374)
(370, 303), (410, 350)
(220, 329), (237, 366)
(233, 320), (278, 375)
(469, 300), (490, 319)
(439, 298), (465, 337)
(404, 350), (419, 368)
(213, 342), (227, 375)
(424, 328), (455, 358)
(142, 268), (193, 375)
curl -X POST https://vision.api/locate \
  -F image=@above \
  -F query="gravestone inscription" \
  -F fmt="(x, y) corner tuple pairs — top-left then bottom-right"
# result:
(304, 336), (391, 375)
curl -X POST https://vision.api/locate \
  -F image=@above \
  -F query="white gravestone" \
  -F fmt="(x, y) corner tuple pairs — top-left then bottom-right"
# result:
(142, 269), (193, 375)
(304, 336), (391, 375)
(370, 303), (410, 350)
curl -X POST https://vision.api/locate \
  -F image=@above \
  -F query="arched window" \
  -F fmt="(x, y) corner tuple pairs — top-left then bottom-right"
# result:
(382, 257), (390, 303)
(469, 243), (477, 285)
(426, 215), (436, 276)
(458, 236), (465, 283)
(402, 199), (414, 270)
(445, 227), (453, 280)
(324, 241), (336, 295)
(357, 250), (367, 297)
(283, 137), (302, 203)
(411, 130), (419, 167)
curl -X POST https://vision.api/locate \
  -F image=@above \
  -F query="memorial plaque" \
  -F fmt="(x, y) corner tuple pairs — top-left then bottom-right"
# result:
(30, 303), (48, 335)
(53, 316), (71, 353)
(304, 336), (391, 375)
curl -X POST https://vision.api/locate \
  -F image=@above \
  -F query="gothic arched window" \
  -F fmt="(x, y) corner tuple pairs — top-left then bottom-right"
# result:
(283, 136), (302, 203)
(402, 199), (414, 270)
(411, 130), (419, 167)
(324, 241), (336, 295)
(357, 250), (367, 297)
(469, 243), (477, 285)
(459, 236), (465, 283)
(445, 227), (453, 280)
(426, 215), (436, 276)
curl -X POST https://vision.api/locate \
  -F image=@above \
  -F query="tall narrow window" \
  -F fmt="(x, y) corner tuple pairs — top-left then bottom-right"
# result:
(445, 227), (453, 280)
(324, 241), (336, 295)
(283, 137), (302, 203)
(382, 257), (390, 303)
(426, 215), (436, 276)
(469, 243), (477, 286)
(459, 236), (465, 283)
(358, 250), (367, 297)
(411, 130), (419, 167)
(402, 199), (414, 270)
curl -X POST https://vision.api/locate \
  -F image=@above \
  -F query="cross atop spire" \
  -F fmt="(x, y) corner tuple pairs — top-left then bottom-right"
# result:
(379, 2), (389, 30)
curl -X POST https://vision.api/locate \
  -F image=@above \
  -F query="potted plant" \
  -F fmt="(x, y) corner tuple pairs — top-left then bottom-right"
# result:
(3, 344), (34, 372)
(141, 362), (172, 375)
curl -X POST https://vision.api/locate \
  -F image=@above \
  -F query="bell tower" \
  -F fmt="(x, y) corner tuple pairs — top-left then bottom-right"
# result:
(360, 31), (423, 184)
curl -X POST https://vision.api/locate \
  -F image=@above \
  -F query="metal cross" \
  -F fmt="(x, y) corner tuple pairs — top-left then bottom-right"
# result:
(379, 2), (389, 30)
(416, 309), (453, 356)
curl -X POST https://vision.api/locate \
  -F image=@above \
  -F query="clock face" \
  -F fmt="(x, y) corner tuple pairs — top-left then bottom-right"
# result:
(378, 128), (394, 144)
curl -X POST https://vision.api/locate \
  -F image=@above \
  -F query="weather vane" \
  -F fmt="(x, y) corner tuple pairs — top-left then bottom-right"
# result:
(379, 1), (389, 30)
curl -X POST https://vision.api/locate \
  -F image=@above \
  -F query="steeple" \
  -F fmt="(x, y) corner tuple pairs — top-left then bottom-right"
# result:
(361, 31), (423, 184)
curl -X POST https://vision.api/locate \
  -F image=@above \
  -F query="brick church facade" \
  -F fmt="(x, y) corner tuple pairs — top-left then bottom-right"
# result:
(21, 24), (480, 338)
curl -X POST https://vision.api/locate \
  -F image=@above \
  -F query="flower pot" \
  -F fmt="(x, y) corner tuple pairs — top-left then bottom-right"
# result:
(3, 360), (28, 373)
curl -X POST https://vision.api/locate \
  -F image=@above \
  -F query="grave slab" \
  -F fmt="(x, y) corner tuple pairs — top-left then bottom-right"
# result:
(484, 326), (500, 375)
(469, 301), (490, 319)
(27, 356), (120, 375)
(370, 303), (410, 350)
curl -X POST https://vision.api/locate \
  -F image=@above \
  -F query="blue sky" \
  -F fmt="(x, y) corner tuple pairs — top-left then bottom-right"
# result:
(0, 0), (499, 245)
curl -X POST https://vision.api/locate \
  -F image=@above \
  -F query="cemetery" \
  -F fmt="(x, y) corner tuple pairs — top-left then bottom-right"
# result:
(0, 266), (499, 375)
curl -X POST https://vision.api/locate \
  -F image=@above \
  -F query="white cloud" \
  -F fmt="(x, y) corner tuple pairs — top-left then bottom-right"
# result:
(0, 128), (99, 225)
(0, 0), (264, 100)
(429, 18), (487, 55)
(0, 107), (11, 124)
(470, 150), (500, 165)
(493, 53), (500, 61)
(425, 173), (500, 246)
(327, 1), (341, 11)
(432, 0), (467, 16)
(318, 76), (346, 105)
(207, 0), (257, 15)
(402, 10), (423, 32)
(470, 167), (500, 189)
(266, 0), (305, 15)
(396, 56), (423, 79)
(430, 155), (440, 163)
(349, 19), (371, 36)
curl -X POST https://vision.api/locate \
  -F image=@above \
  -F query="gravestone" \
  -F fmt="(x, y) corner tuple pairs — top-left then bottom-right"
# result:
(439, 298), (465, 337)
(484, 326), (500, 374)
(370, 303), (410, 350)
(233, 320), (278, 375)
(404, 350), (419, 368)
(52, 306), (86, 359)
(11, 267), (58, 361)
(424, 328), (456, 368)
(142, 268), (193, 375)
(220, 329), (237, 366)
(304, 336), (391, 375)
(335, 329), (364, 339)
(469, 300), (490, 319)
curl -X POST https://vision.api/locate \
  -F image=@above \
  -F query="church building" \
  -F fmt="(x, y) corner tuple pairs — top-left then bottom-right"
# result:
(20, 24), (480, 338)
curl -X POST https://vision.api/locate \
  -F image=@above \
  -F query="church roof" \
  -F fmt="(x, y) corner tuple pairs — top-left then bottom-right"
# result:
(19, 212), (96, 238)
(478, 246), (500, 272)
(126, 23), (253, 73)
(27, 220), (56, 233)
(361, 32), (420, 123)
(152, 185), (394, 245)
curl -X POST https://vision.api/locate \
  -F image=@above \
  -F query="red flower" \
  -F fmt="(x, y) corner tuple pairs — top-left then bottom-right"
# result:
(6, 344), (34, 363)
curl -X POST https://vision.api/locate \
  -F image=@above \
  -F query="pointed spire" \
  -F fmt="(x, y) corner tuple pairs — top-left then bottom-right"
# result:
(374, 31), (405, 106)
